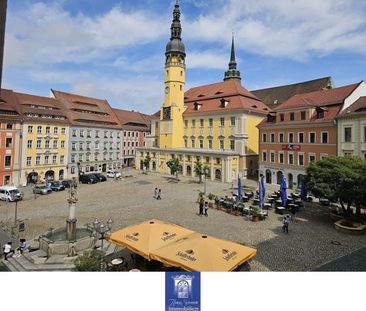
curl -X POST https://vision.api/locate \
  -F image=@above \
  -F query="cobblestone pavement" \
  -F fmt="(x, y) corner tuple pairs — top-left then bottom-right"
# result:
(0, 171), (365, 271)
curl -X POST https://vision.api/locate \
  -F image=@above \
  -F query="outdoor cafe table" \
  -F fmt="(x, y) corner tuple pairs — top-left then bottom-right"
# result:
(292, 193), (301, 199)
(253, 198), (260, 205)
(242, 195), (249, 202)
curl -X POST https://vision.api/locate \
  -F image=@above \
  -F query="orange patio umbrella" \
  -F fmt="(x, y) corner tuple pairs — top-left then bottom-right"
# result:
(150, 232), (257, 272)
(106, 219), (195, 260)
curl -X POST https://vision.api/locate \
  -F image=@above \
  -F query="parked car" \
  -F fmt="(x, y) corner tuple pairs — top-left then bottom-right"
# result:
(92, 173), (107, 182)
(49, 181), (65, 191)
(61, 180), (73, 188)
(79, 174), (98, 184)
(33, 185), (52, 195)
(106, 171), (121, 178)
(0, 186), (23, 201)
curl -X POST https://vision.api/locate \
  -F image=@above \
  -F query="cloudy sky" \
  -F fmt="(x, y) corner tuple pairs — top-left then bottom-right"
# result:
(3, 0), (366, 113)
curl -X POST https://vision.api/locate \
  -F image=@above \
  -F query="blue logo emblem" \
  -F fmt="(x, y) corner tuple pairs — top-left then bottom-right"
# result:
(165, 272), (201, 311)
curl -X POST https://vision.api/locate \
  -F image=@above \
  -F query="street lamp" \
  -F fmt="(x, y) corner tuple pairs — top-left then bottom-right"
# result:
(93, 218), (113, 271)
(93, 218), (113, 252)
(10, 193), (22, 235)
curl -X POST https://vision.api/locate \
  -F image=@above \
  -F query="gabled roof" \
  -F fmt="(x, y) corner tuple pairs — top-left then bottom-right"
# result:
(0, 89), (22, 120)
(338, 96), (366, 117)
(183, 80), (269, 115)
(258, 82), (362, 128)
(113, 108), (154, 131)
(14, 91), (69, 124)
(275, 83), (360, 110)
(51, 90), (121, 129)
(251, 77), (333, 109)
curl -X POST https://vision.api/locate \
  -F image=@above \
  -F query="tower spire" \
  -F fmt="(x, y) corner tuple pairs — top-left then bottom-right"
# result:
(224, 34), (241, 82)
(165, 0), (185, 58)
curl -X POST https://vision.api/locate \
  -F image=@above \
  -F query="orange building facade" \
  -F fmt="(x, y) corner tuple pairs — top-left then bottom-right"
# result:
(258, 82), (366, 189)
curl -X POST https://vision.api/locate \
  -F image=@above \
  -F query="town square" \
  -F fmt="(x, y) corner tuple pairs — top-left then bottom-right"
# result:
(0, 0), (365, 309)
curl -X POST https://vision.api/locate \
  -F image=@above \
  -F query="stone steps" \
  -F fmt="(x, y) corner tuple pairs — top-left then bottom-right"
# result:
(3, 252), (75, 271)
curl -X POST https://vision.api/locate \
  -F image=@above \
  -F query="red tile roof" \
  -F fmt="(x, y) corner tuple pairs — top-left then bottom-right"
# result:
(183, 80), (269, 115)
(113, 108), (154, 131)
(258, 82), (362, 128)
(251, 77), (333, 109)
(0, 89), (22, 120)
(275, 83), (360, 110)
(52, 90), (121, 129)
(14, 91), (69, 124)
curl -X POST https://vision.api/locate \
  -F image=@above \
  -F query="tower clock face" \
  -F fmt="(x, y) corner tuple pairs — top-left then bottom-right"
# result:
(163, 107), (171, 120)
(165, 86), (170, 94)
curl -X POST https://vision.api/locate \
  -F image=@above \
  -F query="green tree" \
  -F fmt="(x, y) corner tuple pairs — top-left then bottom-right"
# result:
(73, 249), (103, 271)
(166, 157), (182, 180)
(305, 156), (366, 218)
(194, 160), (210, 183)
(143, 155), (151, 173)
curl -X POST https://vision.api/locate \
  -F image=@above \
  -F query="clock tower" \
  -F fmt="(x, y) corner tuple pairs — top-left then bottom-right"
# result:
(159, 0), (186, 149)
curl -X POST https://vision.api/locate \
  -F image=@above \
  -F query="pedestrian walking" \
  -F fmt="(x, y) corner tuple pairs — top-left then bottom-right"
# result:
(156, 189), (162, 200)
(282, 215), (290, 233)
(204, 201), (209, 216)
(153, 187), (158, 199)
(3, 242), (14, 261)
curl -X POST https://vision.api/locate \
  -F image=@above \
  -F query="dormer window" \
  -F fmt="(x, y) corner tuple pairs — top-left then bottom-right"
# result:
(197, 94), (205, 98)
(220, 98), (229, 108)
(194, 102), (202, 111)
(267, 113), (276, 123)
(215, 91), (223, 95)
(316, 107), (325, 119)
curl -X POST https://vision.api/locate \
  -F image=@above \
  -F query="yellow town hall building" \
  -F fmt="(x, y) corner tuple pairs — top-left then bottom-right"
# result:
(136, 2), (269, 182)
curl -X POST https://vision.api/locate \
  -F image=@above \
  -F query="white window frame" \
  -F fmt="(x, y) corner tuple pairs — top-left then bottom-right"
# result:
(288, 132), (294, 143)
(270, 133), (275, 143)
(309, 153), (316, 163)
(262, 150), (267, 162)
(298, 132), (304, 144)
(298, 152), (305, 166)
(270, 151), (275, 163)
(278, 132), (284, 143)
(288, 151), (294, 165)
(262, 133), (267, 143)
(26, 157), (32, 166)
(278, 151), (284, 164)
(320, 153), (328, 160)
(309, 132), (316, 144)
(321, 131), (329, 144)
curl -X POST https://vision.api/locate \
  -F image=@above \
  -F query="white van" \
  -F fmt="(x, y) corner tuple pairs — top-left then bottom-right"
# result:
(0, 186), (23, 201)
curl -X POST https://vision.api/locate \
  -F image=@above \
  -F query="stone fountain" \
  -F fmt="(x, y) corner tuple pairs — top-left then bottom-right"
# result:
(38, 178), (95, 257)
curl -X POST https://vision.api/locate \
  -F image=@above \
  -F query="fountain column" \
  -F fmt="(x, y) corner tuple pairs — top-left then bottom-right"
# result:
(66, 177), (78, 241)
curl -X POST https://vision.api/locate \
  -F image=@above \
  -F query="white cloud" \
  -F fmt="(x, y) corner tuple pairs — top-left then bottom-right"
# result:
(4, 2), (168, 67)
(186, 50), (229, 70)
(184, 0), (366, 59)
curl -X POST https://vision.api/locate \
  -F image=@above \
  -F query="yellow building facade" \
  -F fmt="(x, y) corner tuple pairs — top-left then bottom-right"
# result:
(136, 2), (268, 182)
(15, 92), (69, 185)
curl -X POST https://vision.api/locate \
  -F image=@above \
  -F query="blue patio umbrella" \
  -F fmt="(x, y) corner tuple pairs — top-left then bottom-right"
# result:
(280, 176), (287, 207)
(259, 175), (265, 209)
(237, 175), (243, 201)
(300, 182), (307, 201)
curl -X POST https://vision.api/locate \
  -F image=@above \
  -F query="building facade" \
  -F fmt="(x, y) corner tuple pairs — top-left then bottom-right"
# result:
(14, 92), (69, 185)
(136, 2), (268, 182)
(51, 90), (122, 177)
(0, 89), (22, 186)
(258, 82), (366, 189)
(113, 108), (154, 167)
(337, 96), (366, 159)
